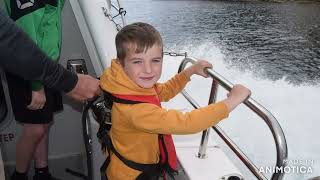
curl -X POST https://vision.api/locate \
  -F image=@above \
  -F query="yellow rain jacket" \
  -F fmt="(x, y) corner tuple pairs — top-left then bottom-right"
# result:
(100, 59), (229, 180)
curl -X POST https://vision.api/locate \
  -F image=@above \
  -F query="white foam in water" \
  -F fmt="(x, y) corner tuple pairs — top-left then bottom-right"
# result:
(161, 42), (320, 180)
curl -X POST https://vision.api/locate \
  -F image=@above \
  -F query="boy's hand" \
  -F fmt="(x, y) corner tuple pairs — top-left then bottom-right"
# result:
(27, 88), (46, 110)
(227, 84), (251, 102)
(223, 84), (251, 112)
(191, 60), (213, 78)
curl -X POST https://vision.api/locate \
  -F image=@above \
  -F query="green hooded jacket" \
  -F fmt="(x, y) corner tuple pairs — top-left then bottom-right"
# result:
(5, 0), (65, 91)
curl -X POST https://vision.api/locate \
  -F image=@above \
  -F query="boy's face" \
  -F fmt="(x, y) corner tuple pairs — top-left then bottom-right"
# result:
(122, 44), (163, 89)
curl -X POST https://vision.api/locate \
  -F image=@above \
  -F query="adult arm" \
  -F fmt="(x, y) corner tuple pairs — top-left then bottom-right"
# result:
(0, 9), (77, 92)
(0, 9), (102, 100)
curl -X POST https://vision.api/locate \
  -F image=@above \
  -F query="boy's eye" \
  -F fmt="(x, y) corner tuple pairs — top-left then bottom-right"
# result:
(152, 59), (161, 63)
(132, 60), (142, 64)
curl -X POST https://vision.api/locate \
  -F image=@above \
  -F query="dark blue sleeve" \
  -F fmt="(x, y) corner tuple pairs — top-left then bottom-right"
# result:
(0, 9), (77, 92)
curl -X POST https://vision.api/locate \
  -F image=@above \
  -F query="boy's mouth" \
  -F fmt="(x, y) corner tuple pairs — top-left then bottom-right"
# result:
(140, 76), (154, 81)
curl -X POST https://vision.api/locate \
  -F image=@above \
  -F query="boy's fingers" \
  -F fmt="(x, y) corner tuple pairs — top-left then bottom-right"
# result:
(204, 67), (211, 77)
(245, 90), (252, 101)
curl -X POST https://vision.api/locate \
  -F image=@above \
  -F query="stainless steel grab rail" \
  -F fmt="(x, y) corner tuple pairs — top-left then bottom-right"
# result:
(177, 57), (288, 180)
(103, 0), (126, 30)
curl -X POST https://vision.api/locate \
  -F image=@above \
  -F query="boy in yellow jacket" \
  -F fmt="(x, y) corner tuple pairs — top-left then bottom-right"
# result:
(100, 22), (251, 180)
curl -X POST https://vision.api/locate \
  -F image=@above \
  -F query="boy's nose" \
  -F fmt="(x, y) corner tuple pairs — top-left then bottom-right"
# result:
(144, 62), (152, 73)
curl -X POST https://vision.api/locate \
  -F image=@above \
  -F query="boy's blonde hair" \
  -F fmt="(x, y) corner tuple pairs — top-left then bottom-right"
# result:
(115, 22), (163, 64)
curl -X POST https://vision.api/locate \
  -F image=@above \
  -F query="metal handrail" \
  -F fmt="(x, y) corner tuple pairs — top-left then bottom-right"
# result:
(178, 57), (288, 180)
(115, 0), (126, 25)
(102, 0), (126, 30)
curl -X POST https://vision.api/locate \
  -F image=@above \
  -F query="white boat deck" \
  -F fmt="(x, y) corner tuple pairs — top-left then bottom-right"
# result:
(173, 133), (242, 180)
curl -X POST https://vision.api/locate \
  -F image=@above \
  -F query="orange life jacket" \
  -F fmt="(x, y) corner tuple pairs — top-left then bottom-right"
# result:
(99, 91), (178, 180)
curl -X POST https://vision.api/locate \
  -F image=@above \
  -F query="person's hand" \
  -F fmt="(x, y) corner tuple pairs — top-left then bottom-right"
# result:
(223, 84), (251, 112)
(191, 60), (213, 78)
(193, 60), (213, 77)
(27, 88), (46, 110)
(67, 74), (102, 101)
(227, 84), (251, 102)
